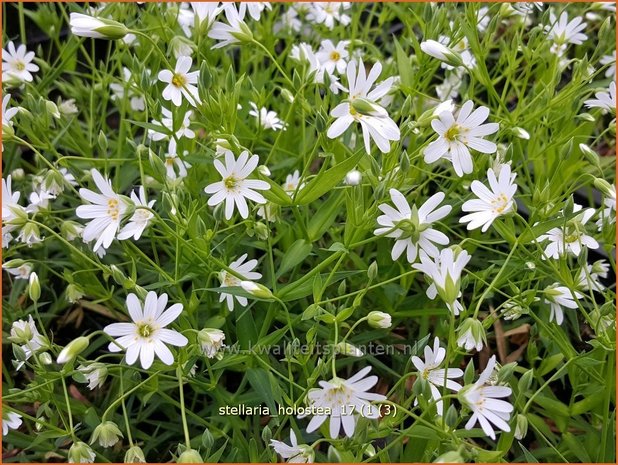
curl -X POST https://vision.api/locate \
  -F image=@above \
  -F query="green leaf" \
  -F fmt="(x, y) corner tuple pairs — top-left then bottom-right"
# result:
(295, 151), (365, 205)
(277, 240), (313, 277)
(246, 368), (279, 413)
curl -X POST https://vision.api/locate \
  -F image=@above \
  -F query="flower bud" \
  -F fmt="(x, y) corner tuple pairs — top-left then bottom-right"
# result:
(240, 281), (275, 300)
(57, 336), (89, 364)
(345, 169), (362, 186)
(91, 421), (123, 448)
(39, 352), (53, 365)
(420, 40), (464, 68)
(198, 328), (226, 358)
(593, 177), (615, 198)
(512, 127), (530, 140)
(335, 342), (363, 357)
(350, 97), (387, 117)
(257, 165), (271, 177)
(46, 100), (61, 119)
(368, 311), (392, 329)
(434, 450), (464, 463)
(367, 261), (378, 280)
(70, 13), (129, 40)
(28, 272), (41, 302)
(280, 88), (295, 103)
(514, 414), (528, 440)
(177, 448), (203, 463)
(456, 318), (486, 352)
(68, 441), (96, 463)
(170, 35), (195, 58)
(10, 168), (25, 181)
(124, 445), (147, 463)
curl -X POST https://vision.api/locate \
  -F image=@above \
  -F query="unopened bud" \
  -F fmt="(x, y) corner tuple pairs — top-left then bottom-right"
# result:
(177, 448), (203, 463)
(28, 272), (41, 302)
(57, 336), (89, 364)
(91, 421), (123, 448)
(368, 311), (392, 329)
(240, 281), (274, 300)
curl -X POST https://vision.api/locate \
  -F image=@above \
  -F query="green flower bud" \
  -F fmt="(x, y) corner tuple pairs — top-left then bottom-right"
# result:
(367, 261), (379, 280)
(434, 450), (464, 463)
(367, 311), (392, 329)
(57, 336), (89, 364)
(335, 342), (364, 357)
(91, 421), (123, 448)
(66, 283), (85, 303)
(28, 272), (41, 302)
(593, 177), (615, 198)
(240, 281), (275, 300)
(45, 100), (61, 119)
(514, 413), (528, 440)
(39, 352), (53, 365)
(177, 448), (203, 463)
(124, 445), (147, 463)
(68, 441), (96, 463)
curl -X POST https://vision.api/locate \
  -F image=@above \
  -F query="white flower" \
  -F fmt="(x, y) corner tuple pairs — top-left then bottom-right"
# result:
(412, 248), (471, 315)
(164, 151), (191, 180)
(190, 2), (222, 29)
(208, 4), (252, 49)
(460, 164), (517, 232)
(327, 60), (400, 154)
(3, 176), (24, 230)
(241, 2), (272, 21)
(10, 315), (46, 367)
(204, 150), (270, 220)
(3, 411), (22, 436)
(249, 102), (286, 131)
(543, 284), (582, 325)
(411, 337), (463, 415)
(104, 292), (188, 369)
(424, 100), (499, 177)
(274, 8), (301, 33)
(3, 262), (32, 280)
(306, 3), (351, 30)
(26, 189), (55, 214)
(282, 170), (305, 195)
(69, 13), (128, 40)
(576, 260), (609, 292)
(158, 56), (200, 107)
(461, 355), (513, 440)
(218, 254), (262, 311)
(537, 204), (599, 259)
(270, 431), (314, 463)
(148, 108), (195, 143)
(584, 81), (616, 113)
(374, 189), (451, 263)
(456, 318), (486, 352)
(75, 169), (132, 253)
(544, 11), (587, 55)
(117, 187), (155, 241)
(2, 94), (19, 128)
(600, 52), (616, 78)
(301, 366), (386, 439)
(77, 363), (108, 390)
(198, 328), (226, 358)
(316, 40), (349, 75)
(2, 41), (39, 83)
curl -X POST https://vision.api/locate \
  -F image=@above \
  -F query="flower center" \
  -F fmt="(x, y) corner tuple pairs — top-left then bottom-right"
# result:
(222, 272), (241, 287)
(330, 51), (341, 61)
(171, 73), (187, 88)
(444, 124), (461, 142)
(107, 199), (120, 221)
(491, 194), (510, 214)
(165, 156), (175, 166)
(137, 322), (155, 338)
(224, 176), (239, 191)
(15, 61), (25, 71)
